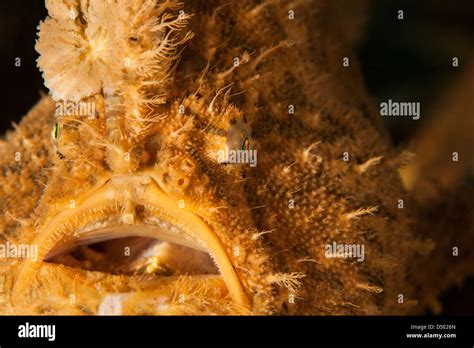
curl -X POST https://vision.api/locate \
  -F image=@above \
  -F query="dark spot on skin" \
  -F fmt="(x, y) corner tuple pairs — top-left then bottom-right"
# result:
(181, 159), (195, 171)
(135, 204), (145, 218)
(56, 151), (65, 160)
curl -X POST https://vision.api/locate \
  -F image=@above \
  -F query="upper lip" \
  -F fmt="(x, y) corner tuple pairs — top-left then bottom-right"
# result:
(11, 174), (250, 313)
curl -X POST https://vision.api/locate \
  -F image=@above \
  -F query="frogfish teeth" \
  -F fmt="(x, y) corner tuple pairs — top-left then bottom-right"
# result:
(0, 0), (470, 315)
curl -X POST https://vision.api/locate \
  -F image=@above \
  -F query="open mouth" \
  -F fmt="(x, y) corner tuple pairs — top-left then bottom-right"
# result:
(11, 175), (250, 315)
(46, 234), (219, 278)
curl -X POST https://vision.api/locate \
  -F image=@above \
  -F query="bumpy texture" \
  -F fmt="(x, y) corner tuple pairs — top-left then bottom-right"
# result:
(0, 0), (472, 315)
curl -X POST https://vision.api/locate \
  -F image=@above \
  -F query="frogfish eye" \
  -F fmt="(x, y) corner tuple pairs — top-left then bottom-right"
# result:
(51, 122), (59, 140)
(226, 119), (251, 151)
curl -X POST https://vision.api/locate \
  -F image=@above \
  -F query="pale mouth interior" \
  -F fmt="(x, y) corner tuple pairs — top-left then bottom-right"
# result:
(45, 227), (220, 277)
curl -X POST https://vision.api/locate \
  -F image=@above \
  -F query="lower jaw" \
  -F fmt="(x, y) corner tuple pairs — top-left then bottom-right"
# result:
(13, 262), (248, 315)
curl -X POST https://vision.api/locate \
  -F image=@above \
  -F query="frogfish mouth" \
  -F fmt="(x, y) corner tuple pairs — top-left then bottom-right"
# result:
(13, 174), (252, 314)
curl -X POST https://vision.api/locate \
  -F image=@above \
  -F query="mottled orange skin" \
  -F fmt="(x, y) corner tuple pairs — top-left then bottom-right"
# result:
(0, 0), (472, 315)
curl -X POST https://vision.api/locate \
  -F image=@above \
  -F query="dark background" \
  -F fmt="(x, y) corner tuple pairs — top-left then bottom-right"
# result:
(0, 0), (473, 314)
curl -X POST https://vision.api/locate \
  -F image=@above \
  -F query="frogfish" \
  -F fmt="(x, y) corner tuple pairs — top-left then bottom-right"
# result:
(0, 0), (473, 315)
